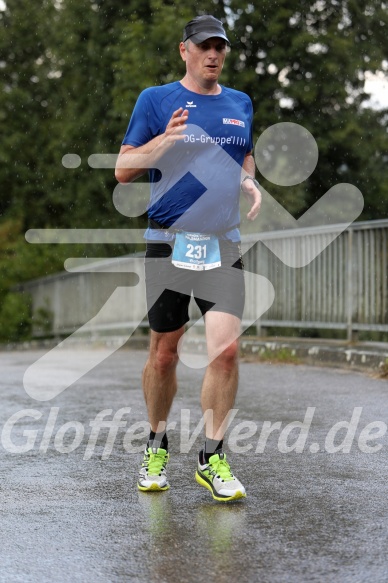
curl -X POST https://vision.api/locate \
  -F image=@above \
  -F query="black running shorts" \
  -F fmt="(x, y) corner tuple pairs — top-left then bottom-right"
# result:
(145, 240), (245, 333)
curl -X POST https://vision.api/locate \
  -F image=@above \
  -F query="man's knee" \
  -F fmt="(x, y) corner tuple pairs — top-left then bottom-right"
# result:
(150, 336), (180, 374)
(211, 339), (239, 371)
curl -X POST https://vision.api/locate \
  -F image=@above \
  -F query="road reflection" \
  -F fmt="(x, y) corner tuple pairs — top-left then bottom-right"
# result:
(137, 491), (247, 582)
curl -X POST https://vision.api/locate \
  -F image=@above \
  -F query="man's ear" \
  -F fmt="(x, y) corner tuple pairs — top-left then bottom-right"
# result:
(179, 41), (187, 62)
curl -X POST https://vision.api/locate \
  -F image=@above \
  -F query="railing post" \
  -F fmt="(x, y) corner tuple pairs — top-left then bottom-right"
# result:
(346, 228), (354, 342)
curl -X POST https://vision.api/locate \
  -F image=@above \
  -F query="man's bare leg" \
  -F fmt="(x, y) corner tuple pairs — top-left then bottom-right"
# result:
(142, 326), (185, 434)
(196, 310), (246, 501)
(201, 311), (241, 441)
(138, 327), (185, 492)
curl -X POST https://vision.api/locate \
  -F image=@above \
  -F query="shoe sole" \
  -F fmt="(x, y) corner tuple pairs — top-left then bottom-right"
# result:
(138, 482), (170, 492)
(195, 471), (246, 502)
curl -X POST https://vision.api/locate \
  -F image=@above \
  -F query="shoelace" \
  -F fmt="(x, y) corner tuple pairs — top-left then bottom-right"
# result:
(208, 455), (234, 482)
(144, 450), (168, 475)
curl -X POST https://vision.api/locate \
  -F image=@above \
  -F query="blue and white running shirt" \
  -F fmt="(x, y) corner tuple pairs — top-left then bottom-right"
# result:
(122, 81), (253, 241)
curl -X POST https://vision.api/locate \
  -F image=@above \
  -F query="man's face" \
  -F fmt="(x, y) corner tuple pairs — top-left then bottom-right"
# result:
(180, 37), (227, 85)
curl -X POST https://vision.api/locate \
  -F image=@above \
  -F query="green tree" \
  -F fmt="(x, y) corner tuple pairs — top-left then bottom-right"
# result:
(0, 0), (59, 222)
(221, 0), (388, 217)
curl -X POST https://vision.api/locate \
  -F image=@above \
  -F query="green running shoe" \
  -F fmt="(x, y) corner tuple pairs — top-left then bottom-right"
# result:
(195, 450), (246, 502)
(138, 447), (170, 492)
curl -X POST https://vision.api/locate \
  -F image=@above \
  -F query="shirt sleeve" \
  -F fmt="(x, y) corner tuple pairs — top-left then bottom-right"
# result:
(121, 89), (161, 147)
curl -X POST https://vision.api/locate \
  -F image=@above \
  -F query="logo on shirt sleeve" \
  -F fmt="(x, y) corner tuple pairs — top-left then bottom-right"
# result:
(223, 118), (245, 127)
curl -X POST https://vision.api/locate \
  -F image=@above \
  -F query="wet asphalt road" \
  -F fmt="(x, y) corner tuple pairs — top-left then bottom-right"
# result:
(1, 348), (388, 583)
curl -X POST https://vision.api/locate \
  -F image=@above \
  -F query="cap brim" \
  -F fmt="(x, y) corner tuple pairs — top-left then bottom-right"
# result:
(189, 31), (230, 45)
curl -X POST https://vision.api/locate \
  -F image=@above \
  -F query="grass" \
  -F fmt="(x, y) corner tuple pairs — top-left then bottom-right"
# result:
(240, 346), (301, 365)
(377, 358), (388, 379)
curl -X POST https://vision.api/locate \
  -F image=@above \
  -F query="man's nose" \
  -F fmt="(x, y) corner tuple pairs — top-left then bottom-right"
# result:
(207, 47), (218, 58)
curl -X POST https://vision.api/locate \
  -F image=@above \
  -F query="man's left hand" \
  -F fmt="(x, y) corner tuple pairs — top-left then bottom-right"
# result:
(241, 179), (262, 220)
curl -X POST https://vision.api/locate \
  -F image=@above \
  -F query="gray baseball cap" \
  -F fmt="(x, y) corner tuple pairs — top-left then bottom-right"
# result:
(183, 15), (231, 45)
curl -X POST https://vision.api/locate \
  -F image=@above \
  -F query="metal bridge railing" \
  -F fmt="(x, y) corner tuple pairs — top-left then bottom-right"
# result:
(18, 220), (388, 341)
(240, 220), (388, 340)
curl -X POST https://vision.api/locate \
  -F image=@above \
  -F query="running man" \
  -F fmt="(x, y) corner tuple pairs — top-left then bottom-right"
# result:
(115, 15), (261, 501)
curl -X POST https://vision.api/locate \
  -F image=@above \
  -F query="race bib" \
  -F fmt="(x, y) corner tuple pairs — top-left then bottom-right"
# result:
(172, 232), (221, 271)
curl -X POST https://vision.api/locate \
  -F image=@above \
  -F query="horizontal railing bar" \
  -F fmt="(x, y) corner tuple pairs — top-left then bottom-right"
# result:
(241, 219), (388, 242)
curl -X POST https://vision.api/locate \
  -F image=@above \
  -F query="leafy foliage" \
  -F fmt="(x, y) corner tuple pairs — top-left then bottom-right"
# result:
(0, 291), (32, 342)
(221, 0), (388, 216)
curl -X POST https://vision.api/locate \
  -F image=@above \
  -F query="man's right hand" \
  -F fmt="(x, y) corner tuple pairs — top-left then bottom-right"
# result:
(115, 108), (189, 184)
(161, 107), (189, 147)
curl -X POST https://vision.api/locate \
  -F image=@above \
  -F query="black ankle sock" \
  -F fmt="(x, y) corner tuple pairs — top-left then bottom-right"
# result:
(148, 430), (168, 451)
(203, 438), (223, 462)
